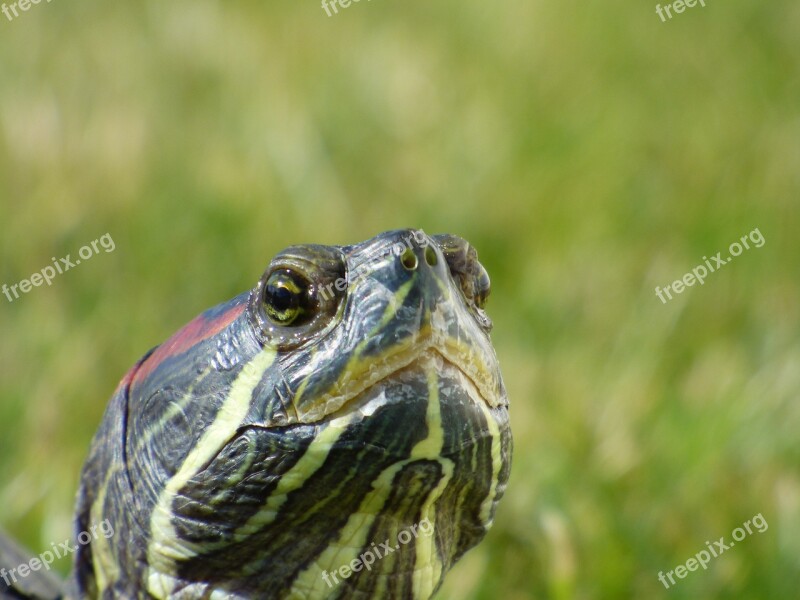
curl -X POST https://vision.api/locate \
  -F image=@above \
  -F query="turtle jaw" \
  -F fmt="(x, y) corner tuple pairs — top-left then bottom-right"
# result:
(292, 327), (507, 424)
(317, 344), (499, 420)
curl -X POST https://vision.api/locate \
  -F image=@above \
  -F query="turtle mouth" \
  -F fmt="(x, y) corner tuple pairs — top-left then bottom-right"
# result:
(295, 333), (505, 423)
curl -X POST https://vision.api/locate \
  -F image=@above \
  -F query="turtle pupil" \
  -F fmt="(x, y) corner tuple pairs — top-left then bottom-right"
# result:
(263, 270), (309, 326)
(269, 285), (296, 312)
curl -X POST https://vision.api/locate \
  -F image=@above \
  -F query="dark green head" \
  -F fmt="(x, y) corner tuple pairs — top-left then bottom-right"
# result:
(68, 229), (512, 599)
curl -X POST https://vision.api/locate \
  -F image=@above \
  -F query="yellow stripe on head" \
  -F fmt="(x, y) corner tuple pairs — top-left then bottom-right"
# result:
(146, 347), (277, 598)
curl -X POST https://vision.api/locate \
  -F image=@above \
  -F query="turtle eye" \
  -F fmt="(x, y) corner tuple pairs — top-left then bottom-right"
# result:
(431, 233), (493, 331)
(473, 264), (491, 309)
(263, 269), (312, 326)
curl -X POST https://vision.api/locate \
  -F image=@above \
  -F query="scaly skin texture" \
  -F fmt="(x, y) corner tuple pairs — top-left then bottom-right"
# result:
(62, 229), (511, 599)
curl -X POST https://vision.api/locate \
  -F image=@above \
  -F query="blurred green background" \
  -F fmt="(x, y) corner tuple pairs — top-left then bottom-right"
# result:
(1, 0), (798, 598)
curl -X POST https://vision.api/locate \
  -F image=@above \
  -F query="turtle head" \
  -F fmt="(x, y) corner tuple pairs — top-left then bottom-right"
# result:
(69, 229), (512, 599)
(247, 228), (507, 423)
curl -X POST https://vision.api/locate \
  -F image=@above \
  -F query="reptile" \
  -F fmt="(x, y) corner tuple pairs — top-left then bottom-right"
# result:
(0, 229), (512, 599)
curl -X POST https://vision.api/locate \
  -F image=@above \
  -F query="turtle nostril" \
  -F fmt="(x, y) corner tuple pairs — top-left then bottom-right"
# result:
(401, 247), (418, 270)
(424, 246), (438, 267)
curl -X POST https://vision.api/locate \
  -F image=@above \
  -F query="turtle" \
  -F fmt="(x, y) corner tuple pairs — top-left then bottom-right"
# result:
(1, 229), (512, 600)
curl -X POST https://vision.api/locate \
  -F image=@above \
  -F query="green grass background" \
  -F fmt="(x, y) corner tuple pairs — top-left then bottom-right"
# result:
(1, 0), (798, 598)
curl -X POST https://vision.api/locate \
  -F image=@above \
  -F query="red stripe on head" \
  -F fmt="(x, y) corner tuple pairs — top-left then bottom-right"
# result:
(132, 303), (246, 389)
